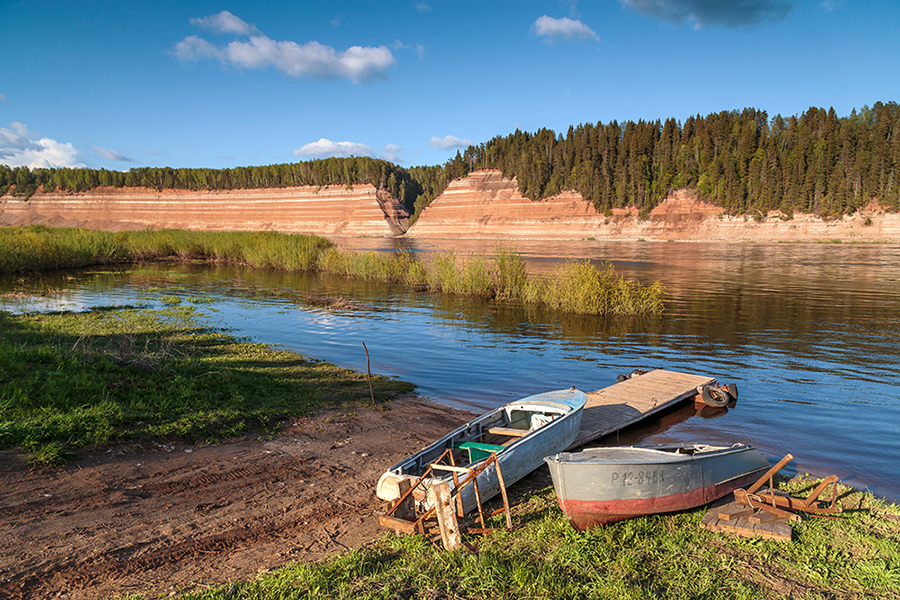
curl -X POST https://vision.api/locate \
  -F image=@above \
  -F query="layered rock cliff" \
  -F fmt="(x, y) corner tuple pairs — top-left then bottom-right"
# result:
(405, 170), (597, 238)
(0, 184), (409, 236)
(2, 169), (898, 242)
(407, 170), (900, 243)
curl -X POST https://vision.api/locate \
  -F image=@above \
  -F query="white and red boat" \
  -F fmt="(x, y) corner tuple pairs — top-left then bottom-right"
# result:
(544, 443), (769, 529)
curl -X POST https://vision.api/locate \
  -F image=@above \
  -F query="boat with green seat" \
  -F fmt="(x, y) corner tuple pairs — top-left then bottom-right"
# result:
(376, 388), (587, 515)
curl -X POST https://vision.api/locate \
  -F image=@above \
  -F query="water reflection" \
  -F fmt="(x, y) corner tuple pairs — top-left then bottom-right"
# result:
(2, 240), (899, 501)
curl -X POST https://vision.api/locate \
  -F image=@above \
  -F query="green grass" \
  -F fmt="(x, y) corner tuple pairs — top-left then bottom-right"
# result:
(0, 227), (666, 316)
(0, 306), (414, 466)
(526, 260), (666, 316)
(319, 245), (665, 316)
(175, 480), (900, 600)
(0, 226), (333, 272)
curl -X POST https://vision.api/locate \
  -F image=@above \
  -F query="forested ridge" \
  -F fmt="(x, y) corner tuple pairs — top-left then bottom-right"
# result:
(0, 157), (424, 214)
(466, 102), (900, 218)
(2, 103), (898, 219)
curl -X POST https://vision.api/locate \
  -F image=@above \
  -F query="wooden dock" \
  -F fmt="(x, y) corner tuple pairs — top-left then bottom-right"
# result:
(569, 369), (715, 449)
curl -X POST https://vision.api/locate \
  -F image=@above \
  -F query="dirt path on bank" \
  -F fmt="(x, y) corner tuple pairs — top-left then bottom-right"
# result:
(0, 398), (475, 600)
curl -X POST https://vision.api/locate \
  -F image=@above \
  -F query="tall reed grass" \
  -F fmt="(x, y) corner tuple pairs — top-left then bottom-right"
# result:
(0, 226), (332, 272)
(0, 226), (665, 316)
(0, 225), (128, 271)
(530, 260), (666, 316)
(317, 244), (664, 316)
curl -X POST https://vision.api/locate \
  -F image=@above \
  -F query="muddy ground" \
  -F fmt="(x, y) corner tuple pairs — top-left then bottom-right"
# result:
(0, 397), (515, 600)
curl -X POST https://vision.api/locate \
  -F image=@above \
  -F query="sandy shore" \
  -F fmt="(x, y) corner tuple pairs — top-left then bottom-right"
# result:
(0, 397), (473, 600)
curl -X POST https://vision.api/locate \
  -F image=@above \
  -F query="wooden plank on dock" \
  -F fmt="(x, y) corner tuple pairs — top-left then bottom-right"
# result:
(569, 369), (714, 449)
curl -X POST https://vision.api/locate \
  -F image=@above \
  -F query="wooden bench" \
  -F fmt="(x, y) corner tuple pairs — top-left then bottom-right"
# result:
(485, 426), (528, 438)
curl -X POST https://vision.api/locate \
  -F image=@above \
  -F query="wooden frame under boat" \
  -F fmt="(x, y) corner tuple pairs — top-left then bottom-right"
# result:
(376, 388), (587, 515)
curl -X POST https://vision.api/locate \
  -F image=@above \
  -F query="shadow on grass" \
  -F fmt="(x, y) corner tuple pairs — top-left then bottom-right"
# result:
(0, 307), (414, 466)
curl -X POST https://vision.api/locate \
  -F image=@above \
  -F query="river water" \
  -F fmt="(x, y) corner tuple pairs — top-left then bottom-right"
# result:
(2, 239), (899, 502)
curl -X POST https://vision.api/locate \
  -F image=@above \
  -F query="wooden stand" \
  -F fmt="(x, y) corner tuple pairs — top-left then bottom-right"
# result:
(379, 450), (513, 551)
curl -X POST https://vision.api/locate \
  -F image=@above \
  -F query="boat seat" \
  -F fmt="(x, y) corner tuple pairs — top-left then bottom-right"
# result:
(459, 442), (505, 462)
(486, 426), (528, 438)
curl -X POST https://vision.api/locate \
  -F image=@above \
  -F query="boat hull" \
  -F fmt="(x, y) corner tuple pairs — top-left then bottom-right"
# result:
(545, 444), (769, 530)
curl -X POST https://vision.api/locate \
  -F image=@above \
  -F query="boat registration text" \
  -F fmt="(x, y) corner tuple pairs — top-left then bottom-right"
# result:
(611, 470), (664, 486)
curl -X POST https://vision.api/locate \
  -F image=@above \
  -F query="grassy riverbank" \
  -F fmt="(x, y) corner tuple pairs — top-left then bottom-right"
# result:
(0, 226), (332, 272)
(0, 306), (414, 466)
(0, 226), (664, 316)
(179, 478), (899, 600)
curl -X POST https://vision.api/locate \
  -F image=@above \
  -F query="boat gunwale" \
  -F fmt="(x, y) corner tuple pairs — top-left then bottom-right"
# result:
(506, 400), (579, 414)
(547, 443), (759, 466)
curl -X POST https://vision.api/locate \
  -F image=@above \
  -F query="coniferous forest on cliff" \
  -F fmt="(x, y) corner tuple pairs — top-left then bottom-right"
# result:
(2, 102), (899, 222)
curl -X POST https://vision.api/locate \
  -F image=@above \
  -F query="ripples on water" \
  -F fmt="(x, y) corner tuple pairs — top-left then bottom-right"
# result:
(2, 240), (899, 502)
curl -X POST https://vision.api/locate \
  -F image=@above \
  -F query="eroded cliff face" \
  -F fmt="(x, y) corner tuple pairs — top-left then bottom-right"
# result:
(406, 170), (900, 243)
(0, 184), (409, 236)
(2, 170), (898, 243)
(405, 170), (597, 238)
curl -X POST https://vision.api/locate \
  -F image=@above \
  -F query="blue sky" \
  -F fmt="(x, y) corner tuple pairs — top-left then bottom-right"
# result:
(1, 0), (897, 171)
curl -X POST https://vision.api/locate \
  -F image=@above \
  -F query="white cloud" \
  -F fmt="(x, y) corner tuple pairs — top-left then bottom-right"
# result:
(429, 135), (472, 150)
(0, 93), (6, 103)
(560, 0), (582, 18)
(381, 144), (403, 163)
(416, 3), (433, 13)
(293, 138), (404, 162)
(619, 0), (793, 28)
(294, 138), (375, 159)
(190, 11), (260, 36)
(819, 0), (843, 10)
(173, 35), (224, 61)
(173, 13), (395, 83)
(532, 15), (599, 42)
(0, 121), (83, 168)
(93, 146), (134, 162)
(392, 39), (426, 59)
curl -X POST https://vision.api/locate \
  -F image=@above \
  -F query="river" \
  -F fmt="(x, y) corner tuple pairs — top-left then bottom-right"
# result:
(3, 239), (899, 502)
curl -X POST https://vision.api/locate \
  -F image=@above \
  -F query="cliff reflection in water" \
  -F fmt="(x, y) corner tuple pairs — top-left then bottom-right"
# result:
(2, 240), (899, 501)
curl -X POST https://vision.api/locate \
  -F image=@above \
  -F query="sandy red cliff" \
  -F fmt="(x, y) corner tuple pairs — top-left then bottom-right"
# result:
(2, 169), (898, 243)
(0, 184), (409, 237)
(407, 170), (900, 243)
